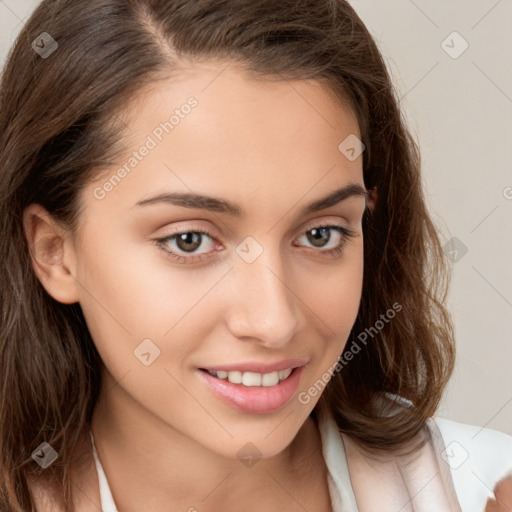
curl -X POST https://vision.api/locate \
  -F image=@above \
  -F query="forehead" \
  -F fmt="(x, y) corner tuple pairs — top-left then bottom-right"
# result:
(116, 60), (361, 155)
(134, 61), (358, 128)
(82, 61), (364, 225)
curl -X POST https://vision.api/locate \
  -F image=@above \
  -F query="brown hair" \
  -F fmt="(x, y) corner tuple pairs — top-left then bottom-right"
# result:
(0, 0), (455, 509)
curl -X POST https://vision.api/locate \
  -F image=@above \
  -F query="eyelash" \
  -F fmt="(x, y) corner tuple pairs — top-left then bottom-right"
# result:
(153, 224), (358, 265)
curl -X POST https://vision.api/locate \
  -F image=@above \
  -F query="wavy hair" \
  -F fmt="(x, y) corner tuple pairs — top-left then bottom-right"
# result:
(0, 0), (455, 509)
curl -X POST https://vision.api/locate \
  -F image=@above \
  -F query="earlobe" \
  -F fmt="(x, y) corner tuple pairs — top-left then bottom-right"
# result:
(22, 204), (80, 304)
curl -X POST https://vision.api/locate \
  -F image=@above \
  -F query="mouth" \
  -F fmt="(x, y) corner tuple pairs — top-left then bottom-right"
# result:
(197, 364), (305, 414)
(199, 367), (294, 387)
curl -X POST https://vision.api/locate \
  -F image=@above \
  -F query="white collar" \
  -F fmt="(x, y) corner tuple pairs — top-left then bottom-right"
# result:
(89, 427), (118, 512)
(88, 402), (466, 512)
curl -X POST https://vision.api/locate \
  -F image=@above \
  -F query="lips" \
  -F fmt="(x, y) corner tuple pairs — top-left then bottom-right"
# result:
(197, 361), (306, 414)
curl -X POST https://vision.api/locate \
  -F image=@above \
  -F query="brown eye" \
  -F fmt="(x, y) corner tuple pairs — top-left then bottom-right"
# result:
(175, 232), (203, 253)
(306, 227), (333, 248)
(294, 224), (358, 259)
(155, 228), (219, 264)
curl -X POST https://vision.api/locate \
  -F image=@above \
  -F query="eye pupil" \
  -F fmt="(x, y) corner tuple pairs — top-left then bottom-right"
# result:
(177, 232), (202, 252)
(307, 227), (330, 247)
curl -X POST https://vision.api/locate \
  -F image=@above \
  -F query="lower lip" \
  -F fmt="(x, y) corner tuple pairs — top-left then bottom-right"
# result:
(197, 366), (304, 414)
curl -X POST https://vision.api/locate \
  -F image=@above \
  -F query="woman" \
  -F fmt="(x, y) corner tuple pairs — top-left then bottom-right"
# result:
(0, 1), (510, 511)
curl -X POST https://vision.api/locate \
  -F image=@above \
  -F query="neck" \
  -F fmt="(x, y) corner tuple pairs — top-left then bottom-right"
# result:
(90, 369), (326, 512)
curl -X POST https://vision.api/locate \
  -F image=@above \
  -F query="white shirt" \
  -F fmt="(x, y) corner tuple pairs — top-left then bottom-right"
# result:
(89, 403), (512, 512)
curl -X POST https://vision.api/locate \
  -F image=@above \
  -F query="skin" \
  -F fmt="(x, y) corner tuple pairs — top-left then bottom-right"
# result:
(23, 61), (372, 511)
(485, 477), (512, 512)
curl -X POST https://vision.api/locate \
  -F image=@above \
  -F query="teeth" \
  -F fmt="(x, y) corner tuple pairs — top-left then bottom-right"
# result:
(261, 372), (279, 386)
(279, 368), (292, 380)
(242, 372), (261, 386)
(226, 370), (242, 384)
(207, 368), (293, 387)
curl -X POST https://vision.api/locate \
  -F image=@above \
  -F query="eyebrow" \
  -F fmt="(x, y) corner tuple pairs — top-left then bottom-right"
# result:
(135, 183), (369, 217)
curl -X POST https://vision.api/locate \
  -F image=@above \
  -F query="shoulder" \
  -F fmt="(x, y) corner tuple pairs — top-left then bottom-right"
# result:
(431, 415), (512, 510)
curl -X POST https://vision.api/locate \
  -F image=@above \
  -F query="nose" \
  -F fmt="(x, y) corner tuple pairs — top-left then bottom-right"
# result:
(224, 246), (303, 349)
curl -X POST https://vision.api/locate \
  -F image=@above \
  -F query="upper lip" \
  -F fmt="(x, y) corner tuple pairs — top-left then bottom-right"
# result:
(200, 358), (308, 374)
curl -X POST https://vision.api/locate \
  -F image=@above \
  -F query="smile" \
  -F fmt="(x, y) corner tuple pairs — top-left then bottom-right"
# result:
(197, 366), (304, 414)
(202, 368), (293, 387)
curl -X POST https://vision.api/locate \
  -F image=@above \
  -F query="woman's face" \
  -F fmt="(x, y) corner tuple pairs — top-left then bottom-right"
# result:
(71, 62), (368, 458)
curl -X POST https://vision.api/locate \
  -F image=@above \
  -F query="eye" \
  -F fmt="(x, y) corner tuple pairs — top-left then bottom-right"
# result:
(294, 224), (358, 256)
(154, 228), (219, 264)
(153, 223), (358, 265)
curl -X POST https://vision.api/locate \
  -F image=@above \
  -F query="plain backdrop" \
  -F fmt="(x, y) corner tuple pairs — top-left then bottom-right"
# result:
(1, 0), (511, 435)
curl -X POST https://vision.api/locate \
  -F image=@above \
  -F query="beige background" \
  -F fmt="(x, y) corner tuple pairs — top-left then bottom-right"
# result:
(1, 0), (511, 434)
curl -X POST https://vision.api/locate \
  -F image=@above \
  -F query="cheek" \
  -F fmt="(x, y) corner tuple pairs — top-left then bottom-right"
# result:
(76, 233), (202, 333)
(301, 244), (364, 364)
(75, 231), (227, 378)
(302, 243), (364, 332)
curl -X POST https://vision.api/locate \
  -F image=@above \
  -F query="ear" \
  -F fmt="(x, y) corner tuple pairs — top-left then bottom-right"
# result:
(22, 203), (80, 304)
(367, 186), (378, 212)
